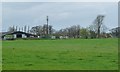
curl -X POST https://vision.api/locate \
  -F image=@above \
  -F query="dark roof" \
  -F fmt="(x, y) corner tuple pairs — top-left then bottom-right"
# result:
(110, 27), (120, 31)
(1, 31), (37, 36)
(0, 32), (9, 35)
(0, 32), (10, 37)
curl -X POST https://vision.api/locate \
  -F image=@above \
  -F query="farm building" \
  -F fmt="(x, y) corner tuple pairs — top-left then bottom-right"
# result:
(1, 31), (38, 40)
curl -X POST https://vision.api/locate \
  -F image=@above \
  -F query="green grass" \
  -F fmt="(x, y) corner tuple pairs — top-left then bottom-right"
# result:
(2, 38), (118, 70)
(0, 40), (2, 71)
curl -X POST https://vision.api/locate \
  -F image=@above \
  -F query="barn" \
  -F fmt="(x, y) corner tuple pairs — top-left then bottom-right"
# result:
(1, 31), (38, 40)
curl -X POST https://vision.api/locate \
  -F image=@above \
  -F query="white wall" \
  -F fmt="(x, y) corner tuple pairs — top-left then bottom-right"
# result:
(22, 34), (27, 38)
(13, 34), (16, 38)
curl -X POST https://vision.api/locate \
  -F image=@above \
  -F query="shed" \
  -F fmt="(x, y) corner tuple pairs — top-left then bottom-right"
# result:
(1, 31), (38, 40)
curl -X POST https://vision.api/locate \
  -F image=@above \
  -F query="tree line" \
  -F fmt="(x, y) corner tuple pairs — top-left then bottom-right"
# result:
(8, 15), (119, 39)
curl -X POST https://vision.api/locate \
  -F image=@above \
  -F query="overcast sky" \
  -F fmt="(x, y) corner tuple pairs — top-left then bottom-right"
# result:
(2, 2), (118, 32)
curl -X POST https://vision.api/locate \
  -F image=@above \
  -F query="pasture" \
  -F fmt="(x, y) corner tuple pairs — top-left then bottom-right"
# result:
(2, 38), (118, 70)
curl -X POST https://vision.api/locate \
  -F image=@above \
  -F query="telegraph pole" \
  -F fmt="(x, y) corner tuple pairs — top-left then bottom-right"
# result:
(46, 16), (49, 35)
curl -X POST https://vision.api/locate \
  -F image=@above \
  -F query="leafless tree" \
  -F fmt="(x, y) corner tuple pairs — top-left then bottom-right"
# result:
(24, 25), (27, 32)
(8, 26), (16, 32)
(15, 26), (18, 31)
(30, 26), (42, 35)
(93, 15), (105, 38)
(27, 26), (30, 33)
(54, 25), (80, 38)
(30, 24), (54, 36)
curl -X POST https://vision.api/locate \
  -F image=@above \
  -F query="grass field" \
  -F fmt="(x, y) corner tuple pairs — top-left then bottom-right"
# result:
(2, 38), (118, 70)
(0, 40), (2, 71)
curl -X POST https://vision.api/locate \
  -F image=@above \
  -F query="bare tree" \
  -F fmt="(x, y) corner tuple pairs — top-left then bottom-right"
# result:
(43, 24), (48, 35)
(27, 26), (30, 33)
(19, 27), (20, 31)
(76, 25), (80, 38)
(30, 26), (42, 35)
(30, 24), (54, 36)
(22, 27), (23, 32)
(93, 15), (105, 38)
(15, 26), (18, 31)
(24, 25), (27, 32)
(54, 25), (80, 38)
(48, 25), (54, 35)
(8, 26), (16, 32)
(13, 26), (15, 32)
(68, 25), (80, 38)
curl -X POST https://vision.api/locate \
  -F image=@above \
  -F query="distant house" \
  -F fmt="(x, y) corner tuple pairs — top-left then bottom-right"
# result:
(51, 36), (56, 39)
(59, 36), (69, 39)
(110, 27), (120, 38)
(1, 31), (38, 40)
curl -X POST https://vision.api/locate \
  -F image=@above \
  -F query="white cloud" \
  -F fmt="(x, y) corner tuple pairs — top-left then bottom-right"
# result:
(1, 0), (119, 2)
(2, 2), (118, 31)
(0, 3), (2, 32)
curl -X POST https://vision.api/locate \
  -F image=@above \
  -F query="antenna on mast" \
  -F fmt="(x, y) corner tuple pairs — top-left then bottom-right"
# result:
(46, 16), (49, 35)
